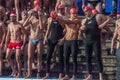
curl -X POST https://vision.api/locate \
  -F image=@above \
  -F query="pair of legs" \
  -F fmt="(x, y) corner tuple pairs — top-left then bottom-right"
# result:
(23, 43), (28, 77)
(26, 40), (43, 79)
(57, 44), (64, 79)
(85, 41), (103, 80)
(63, 40), (78, 80)
(6, 48), (21, 78)
(44, 40), (58, 79)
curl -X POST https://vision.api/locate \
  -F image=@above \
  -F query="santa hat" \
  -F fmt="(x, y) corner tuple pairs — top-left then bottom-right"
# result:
(10, 11), (16, 17)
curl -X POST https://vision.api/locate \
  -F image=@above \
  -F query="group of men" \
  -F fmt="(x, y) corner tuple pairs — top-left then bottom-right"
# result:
(0, 0), (119, 80)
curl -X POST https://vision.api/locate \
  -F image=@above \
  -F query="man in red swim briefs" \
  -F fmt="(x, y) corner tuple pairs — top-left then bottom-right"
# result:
(5, 11), (26, 78)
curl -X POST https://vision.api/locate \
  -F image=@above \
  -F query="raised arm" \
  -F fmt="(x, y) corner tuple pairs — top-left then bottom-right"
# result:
(23, 13), (32, 27)
(38, 11), (43, 30)
(82, 0), (85, 10)
(55, 0), (61, 12)
(15, 0), (20, 21)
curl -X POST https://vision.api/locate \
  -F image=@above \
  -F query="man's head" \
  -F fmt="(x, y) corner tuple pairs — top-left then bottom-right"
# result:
(83, 6), (92, 17)
(21, 10), (28, 20)
(10, 11), (16, 22)
(50, 11), (57, 19)
(70, 8), (77, 19)
(58, 4), (65, 14)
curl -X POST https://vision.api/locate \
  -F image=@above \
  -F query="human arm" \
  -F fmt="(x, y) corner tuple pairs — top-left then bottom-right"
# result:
(43, 18), (52, 45)
(55, 0), (61, 12)
(5, 26), (11, 47)
(82, 0), (85, 10)
(57, 16), (80, 24)
(79, 19), (86, 39)
(97, 14), (112, 29)
(0, 23), (6, 48)
(38, 11), (44, 30)
(102, 25), (112, 44)
(20, 24), (27, 50)
(111, 28), (118, 55)
(15, 0), (20, 21)
(23, 13), (32, 27)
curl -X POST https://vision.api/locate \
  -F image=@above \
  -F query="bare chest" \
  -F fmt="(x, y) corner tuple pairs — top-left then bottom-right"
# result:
(10, 25), (21, 33)
(31, 21), (40, 32)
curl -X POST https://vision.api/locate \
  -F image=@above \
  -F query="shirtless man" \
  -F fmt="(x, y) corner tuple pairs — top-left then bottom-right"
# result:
(5, 12), (26, 78)
(81, 6), (111, 80)
(82, 0), (106, 13)
(0, 11), (6, 75)
(111, 12), (120, 80)
(24, 10), (45, 79)
(57, 8), (81, 80)
(19, 10), (30, 76)
(55, 0), (78, 15)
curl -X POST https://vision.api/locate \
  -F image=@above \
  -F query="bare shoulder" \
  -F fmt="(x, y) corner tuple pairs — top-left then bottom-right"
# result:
(0, 22), (4, 26)
(95, 14), (103, 19)
(47, 17), (52, 23)
(81, 18), (87, 25)
(8, 23), (12, 27)
(17, 22), (23, 28)
(19, 20), (23, 24)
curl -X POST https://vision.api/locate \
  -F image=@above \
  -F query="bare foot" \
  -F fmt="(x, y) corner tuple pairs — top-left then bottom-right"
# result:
(10, 71), (17, 77)
(37, 72), (40, 79)
(32, 63), (36, 69)
(23, 71), (27, 77)
(84, 75), (92, 80)
(25, 74), (31, 79)
(99, 78), (103, 80)
(71, 75), (76, 80)
(62, 75), (69, 80)
(59, 73), (63, 80)
(16, 73), (21, 78)
(99, 73), (103, 80)
(43, 73), (49, 80)
(50, 63), (56, 70)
